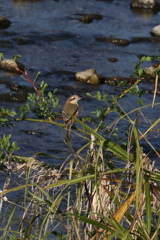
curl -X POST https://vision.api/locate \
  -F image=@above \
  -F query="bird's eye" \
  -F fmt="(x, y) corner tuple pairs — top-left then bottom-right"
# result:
(71, 97), (75, 100)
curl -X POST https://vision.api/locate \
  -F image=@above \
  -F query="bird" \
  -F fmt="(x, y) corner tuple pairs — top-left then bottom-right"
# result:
(62, 95), (81, 142)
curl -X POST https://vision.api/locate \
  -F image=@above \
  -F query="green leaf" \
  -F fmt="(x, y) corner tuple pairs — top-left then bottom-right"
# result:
(13, 55), (21, 61)
(96, 91), (101, 100)
(11, 142), (20, 151)
(86, 92), (93, 97)
(138, 68), (144, 77)
(73, 214), (115, 232)
(48, 91), (53, 98)
(145, 56), (152, 61)
(0, 118), (8, 123)
(145, 176), (151, 235)
(102, 93), (108, 101)
(138, 98), (143, 106)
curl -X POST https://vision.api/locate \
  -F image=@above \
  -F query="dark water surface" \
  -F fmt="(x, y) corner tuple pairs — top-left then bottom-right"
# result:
(0, 0), (159, 165)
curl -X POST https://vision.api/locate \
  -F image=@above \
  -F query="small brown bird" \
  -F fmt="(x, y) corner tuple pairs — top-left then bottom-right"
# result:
(62, 95), (81, 142)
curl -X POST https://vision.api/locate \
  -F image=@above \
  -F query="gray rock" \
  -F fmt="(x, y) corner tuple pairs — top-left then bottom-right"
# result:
(151, 25), (160, 37)
(0, 16), (11, 29)
(0, 59), (25, 73)
(130, 0), (160, 9)
(145, 63), (160, 78)
(75, 68), (104, 84)
(108, 58), (118, 62)
(97, 36), (130, 46)
(78, 14), (103, 24)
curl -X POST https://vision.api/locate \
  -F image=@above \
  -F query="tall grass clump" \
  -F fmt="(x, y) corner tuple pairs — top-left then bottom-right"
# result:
(0, 54), (159, 240)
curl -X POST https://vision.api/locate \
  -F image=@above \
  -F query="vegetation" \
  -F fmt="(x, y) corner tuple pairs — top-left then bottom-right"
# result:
(0, 54), (159, 240)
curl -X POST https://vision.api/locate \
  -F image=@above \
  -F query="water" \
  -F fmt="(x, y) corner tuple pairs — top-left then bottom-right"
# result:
(0, 0), (159, 160)
(0, 0), (159, 198)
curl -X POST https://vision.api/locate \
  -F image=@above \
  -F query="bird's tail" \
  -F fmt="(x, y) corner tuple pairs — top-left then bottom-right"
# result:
(65, 123), (72, 142)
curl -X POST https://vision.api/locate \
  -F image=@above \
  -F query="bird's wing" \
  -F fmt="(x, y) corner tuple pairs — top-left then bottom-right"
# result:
(62, 103), (78, 124)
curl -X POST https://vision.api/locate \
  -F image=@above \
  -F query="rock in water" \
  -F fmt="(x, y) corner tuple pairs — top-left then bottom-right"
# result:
(151, 25), (160, 37)
(0, 16), (11, 29)
(75, 68), (104, 84)
(130, 0), (160, 9)
(0, 59), (25, 73)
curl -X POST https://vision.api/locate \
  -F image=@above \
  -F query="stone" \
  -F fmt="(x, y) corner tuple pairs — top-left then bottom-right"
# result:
(130, 0), (160, 9)
(78, 14), (103, 24)
(75, 68), (104, 84)
(0, 16), (11, 29)
(107, 58), (118, 62)
(151, 25), (160, 37)
(97, 36), (130, 46)
(0, 59), (25, 73)
(145, 63), (160, 77)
